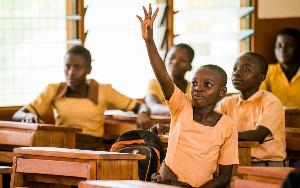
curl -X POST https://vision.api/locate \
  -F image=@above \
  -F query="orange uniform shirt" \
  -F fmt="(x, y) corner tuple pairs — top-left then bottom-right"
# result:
(260, 63), (300, 109)
(165, 85), (239, 187)
(217, 90), (286, 162)
(26, 79), (137, 137)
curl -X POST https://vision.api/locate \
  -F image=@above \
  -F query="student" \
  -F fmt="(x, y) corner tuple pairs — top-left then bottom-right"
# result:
(137, 4), (238, 188)
(145, 43), (194, 115)
(260, 28), (300, 109)
(217, 52), (286, 166)
(12, 45), (151, 151)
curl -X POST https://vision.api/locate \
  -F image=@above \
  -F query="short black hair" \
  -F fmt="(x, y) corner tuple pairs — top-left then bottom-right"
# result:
(199, 64), (227, 87)
(66, 45), (92, 66)
(243, 52), (268, 75)
(277, 28), (300, 44)
(173, 43), (195, 63)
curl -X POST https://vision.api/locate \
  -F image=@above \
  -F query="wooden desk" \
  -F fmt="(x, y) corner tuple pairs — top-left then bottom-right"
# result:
(79, 180), (177, 188)
(285, 109), (300, 128)
(230, 178), (282, 188)
(285, 127), (300, 167)
(11, 147), (146, 187)
(237, 166), (295, 185)
(0, 121), (81, 163)
(104, 113), (170, 139)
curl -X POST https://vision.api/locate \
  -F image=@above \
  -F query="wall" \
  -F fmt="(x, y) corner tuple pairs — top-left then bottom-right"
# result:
(252, 0), (300, 64)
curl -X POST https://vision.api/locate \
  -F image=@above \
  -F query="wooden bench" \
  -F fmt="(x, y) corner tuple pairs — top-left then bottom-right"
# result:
(10, 147), (146, 187)
(237, 166), (295, 185)
(230, 177), (282, 188)
(79, 180), (177, 188)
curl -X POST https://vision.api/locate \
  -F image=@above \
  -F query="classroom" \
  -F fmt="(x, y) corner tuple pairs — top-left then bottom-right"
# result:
(0, 0), (300, 187)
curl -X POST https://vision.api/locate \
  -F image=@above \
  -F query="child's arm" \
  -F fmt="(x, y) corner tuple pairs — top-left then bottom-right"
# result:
(238, 126), (270, 144)
(137, 4), (174, 100)
(199, 165), (233, 188)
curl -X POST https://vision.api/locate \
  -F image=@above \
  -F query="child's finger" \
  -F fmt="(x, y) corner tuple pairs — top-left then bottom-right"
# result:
(151, 7), (159, 22)
(142, 6), (148, 20)
(149, 3), (152, 18)
(136, 15), (142, 23)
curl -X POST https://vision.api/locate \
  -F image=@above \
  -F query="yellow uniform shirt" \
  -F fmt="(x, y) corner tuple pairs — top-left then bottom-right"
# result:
(147, 79), (191, 105)
(260, 63), (300, 109)
(165, 85), (239, 187)
(217, 90), (286, 162)
(26, 79), (137, 137)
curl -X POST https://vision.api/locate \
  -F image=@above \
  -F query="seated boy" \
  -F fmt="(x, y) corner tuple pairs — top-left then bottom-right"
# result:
(145, 43), (194, 115)
(260, 28), (300, 109)
(217, 52), (286, 166)
(137, 4), (238, 187)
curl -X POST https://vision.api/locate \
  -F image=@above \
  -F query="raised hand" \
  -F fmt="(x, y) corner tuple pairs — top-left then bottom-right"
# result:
(136, 4), (159, 41)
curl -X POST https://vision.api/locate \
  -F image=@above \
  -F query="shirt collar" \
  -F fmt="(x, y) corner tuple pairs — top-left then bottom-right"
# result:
(235, 89), (263, 107)
(53, 79), (98, 105)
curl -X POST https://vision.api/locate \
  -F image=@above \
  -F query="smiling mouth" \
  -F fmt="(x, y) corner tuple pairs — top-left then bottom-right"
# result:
(232, 79), (243, 84)
(193, 95), (204, 100)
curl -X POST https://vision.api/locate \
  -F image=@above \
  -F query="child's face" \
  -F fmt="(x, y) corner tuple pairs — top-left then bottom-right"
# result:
(166, 47), (192, 79)
(191, 67), (226, 108)
(275, 35), (300, 65)
(232, 55), (265, 93)
(64, 53), (92, 88)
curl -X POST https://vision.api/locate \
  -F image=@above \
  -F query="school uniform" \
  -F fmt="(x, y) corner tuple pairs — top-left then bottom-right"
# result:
(26, 79), (137, 150)
(164, 85), (239, 187)
(217, 90), (286, 165)
(260, 63), (300, 109)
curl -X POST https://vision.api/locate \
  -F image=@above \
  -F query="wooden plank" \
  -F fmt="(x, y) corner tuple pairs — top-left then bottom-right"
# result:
(0, 151), (15, 163)
(0, 130), (32, 146)
(286, 137), (300, 151)
(13, 147), (146, 160)
(16, 158), (95, 178)
(238, 166), (295, 184)
(24, 173), (85, 186)
(230, 178), (281, 188)
(0, 121), (81, 132)
(79, 180), (179, 188)
(97, 160), (139, 180)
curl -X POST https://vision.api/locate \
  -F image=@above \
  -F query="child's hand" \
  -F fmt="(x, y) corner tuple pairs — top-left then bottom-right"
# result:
(151, 173), (163, 183)
(136, 4), (159, 42)
(148, 123), (170, 135)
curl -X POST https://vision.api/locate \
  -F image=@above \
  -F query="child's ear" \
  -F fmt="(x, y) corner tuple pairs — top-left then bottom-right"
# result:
(258, 74), (266, 83)
(87, 66), (92, 75)
(219, 86), (227, 98)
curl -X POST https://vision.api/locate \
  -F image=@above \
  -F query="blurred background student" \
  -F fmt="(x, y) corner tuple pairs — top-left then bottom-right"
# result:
(260, 28), (300, 109)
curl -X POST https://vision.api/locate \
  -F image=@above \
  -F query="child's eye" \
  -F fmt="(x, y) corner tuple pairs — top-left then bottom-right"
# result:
(205, 83), (212, 87)
(233, 67), (237, 71)
(75, 66), (82, 71)
(244, 68), (250, 72)
(191, 81), (197, 86)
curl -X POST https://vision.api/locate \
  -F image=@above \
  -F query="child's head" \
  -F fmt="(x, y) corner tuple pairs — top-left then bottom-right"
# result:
(64, 45), (92, 88)
(232, 52), (268, 93)
(191, 64), (227, 108)
(165, 43), (194, 79)
(275, 28), (300, 65)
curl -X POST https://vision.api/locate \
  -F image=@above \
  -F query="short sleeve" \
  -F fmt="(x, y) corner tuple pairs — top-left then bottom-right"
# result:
(165, 84), (187, 117)
(26, 84), (57, 116)
(256, 97), (285, 134)
(147, 79), (165, 104)
(218, 119), (239, 165)
(105, 84), (137, 111)
(216, 97), (229, 115)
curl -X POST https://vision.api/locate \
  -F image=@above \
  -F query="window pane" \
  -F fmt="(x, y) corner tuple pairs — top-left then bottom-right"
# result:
(0, 0), (67, 106)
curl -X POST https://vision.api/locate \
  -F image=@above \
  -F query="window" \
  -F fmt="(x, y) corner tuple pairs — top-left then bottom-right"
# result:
(0, 0), (69, 106)
(173, 0), (254, 93)
(84, 0), (167, 99)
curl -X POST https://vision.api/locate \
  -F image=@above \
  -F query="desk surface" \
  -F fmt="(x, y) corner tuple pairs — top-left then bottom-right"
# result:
(0, 120), (81, 132)
(13, 147), (146, 160)
(238, 166), (295, 179)
(79, 180), (177, 188)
